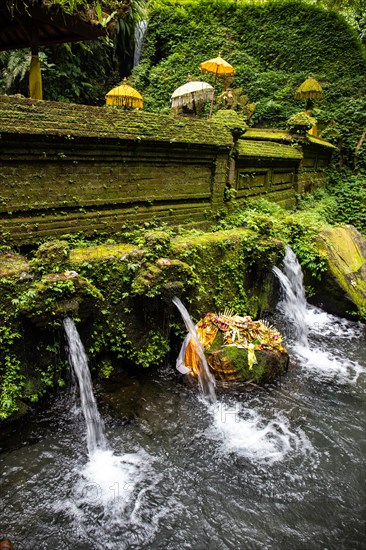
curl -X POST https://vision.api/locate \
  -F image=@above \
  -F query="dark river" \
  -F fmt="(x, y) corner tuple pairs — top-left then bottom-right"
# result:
(0, 305), (365, 549)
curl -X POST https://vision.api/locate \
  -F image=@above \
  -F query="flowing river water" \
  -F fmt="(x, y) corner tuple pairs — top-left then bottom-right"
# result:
(1, 256), (365, 549)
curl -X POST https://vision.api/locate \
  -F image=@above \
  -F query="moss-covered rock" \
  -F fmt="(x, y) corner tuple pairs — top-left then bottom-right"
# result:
(31, 240), (70, 272)
(16, 272), (103, 328)
(0, 251), (30, 278)
(131, 258), (197, 299)
(314, 225), (366, 320)
(0, 269), (69, 422)
(212, 110), (247, 140)
(287, 112), (316, 135)
(207, 345), (289, 385)
(140, 229), (172, 258)
(0, 226), (286, 422)
(179, 312), (288, 385)
(172, 228), (284, 317)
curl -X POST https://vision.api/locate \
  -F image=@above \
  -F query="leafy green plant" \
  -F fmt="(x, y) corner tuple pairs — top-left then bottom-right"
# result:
(297, 171), (366, 233)
(214, 198), (328, 281)
(132, 0), (366, 170)
(327, 171), (366, 231)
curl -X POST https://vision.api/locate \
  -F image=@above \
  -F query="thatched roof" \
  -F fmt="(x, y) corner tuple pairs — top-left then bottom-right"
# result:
(0, 0), (130, 51)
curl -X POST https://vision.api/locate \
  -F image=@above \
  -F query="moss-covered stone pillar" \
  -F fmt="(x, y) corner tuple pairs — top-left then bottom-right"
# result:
(211, 152), (229, 209)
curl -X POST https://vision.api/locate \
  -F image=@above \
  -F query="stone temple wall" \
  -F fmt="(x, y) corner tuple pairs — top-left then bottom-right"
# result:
(0, 97), (335, 243)
(0, 134), (228, 242)
(0, 97), (233, 243)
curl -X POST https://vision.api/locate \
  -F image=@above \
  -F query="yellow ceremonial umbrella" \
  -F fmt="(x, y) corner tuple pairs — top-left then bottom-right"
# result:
(106, 78), (143, 109)
(295, 75), (323, 135)
(295, 76), (322, 109)
(200, 53), (235, 117)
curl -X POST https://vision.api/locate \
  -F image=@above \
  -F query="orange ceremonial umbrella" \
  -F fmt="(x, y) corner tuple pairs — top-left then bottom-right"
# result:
(200, 54), (235, 117)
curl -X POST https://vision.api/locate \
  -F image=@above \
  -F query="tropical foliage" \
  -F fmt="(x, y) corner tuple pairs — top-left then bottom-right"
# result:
(0, 0), (365, 187)
(130, 0), (366, 169)
(0, 0), (147, 102)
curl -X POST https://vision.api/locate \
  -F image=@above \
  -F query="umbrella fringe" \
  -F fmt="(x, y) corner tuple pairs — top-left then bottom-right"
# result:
(295, 91), (322, 100)
(106, 96), (143, 109)
(171, 90), (213, 109)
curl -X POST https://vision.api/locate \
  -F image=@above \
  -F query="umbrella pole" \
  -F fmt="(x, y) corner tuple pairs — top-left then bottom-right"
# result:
(209, 70), (218, 118)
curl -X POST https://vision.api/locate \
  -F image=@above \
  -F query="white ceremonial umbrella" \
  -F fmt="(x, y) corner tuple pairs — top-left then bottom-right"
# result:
(171, 81), (214, 114)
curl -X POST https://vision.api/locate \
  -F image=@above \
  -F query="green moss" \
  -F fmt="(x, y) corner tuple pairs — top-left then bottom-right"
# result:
(31, 240), (70, 273)
(238, 139), (303, 159)
(15, 274), (103, 328)
(208, 342), (287, 384)
(172, 227), (283, 317)
(140, 229), (172, 258)
(0, 252), (30, 277)
(70, 243), (136, 263)
(316, 225), (366, 318)
(0, 275), (70, 421)
(243, 129), (291, 141)
(223, 345), (251, 373)
(0, 216), (310, 421)
(0, 96), (233, 148)
(307, 136), (337, 149)
(212, 110), (247, 138)
(132, 258), (197, 298)
(287, 112), (316, 134)
(172, 228), (251, 251)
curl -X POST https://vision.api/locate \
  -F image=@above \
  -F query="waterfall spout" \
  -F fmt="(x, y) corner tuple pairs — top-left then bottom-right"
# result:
(173, 296), (216, 403)
(272, 247), (309, 347)
(64, 317), (107, 456)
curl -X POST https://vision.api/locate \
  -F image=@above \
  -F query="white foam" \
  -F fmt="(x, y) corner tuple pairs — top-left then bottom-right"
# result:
(74, 448), (150, 510)
(55, 448), (165, 549)
(304, 305), (365, 339)
(293, 343), (364, 385)
(273, 249), (365, 386)
(207, 403), (313, 465)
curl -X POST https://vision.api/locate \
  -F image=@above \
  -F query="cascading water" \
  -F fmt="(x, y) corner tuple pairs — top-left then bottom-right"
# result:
(272, 246), (365, 384)
(172, 299), (310, 462)
(172, 296), (216, 403)
(133, 20), (148, 67)
(272, 246), (309, 347)
(63, 317), (149, 522)
(63, 317), (107, 455)
(1, 310), (365, 548)
(1, 255), (365, 548)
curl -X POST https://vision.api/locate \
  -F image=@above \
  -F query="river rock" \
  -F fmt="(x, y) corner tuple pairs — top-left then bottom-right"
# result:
(315, 225), (366, 319)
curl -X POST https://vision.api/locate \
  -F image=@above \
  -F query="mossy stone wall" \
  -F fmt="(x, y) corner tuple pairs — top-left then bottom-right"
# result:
(0, 135), (230, 242)
(235, 132), (335, 208)
(297, 144), (334, 194)
(0, 98), (335, 243)
(235, 156), (300, 209)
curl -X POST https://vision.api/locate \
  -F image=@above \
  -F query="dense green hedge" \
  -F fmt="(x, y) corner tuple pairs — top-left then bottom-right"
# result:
(133, 0), (366, 170)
